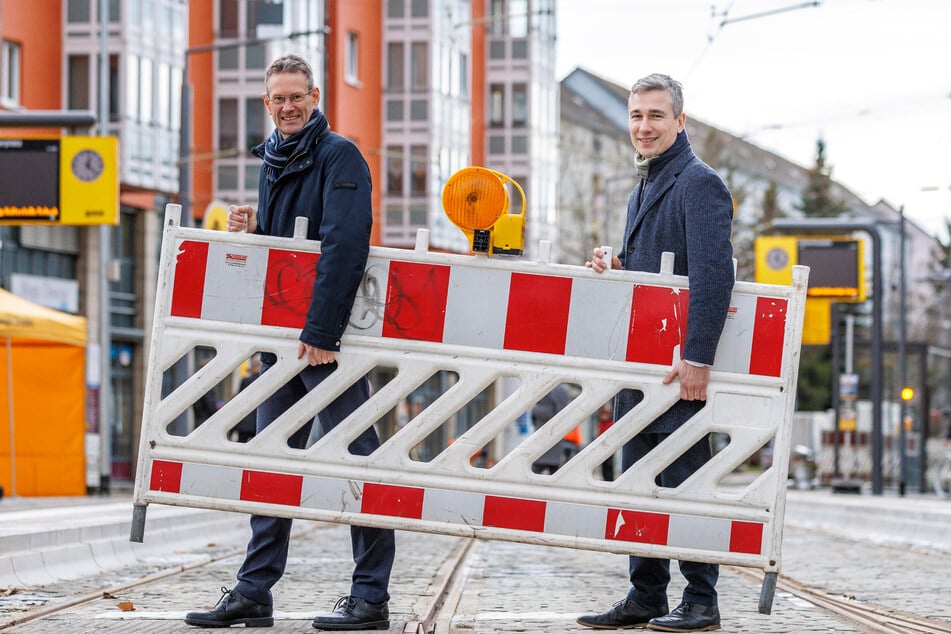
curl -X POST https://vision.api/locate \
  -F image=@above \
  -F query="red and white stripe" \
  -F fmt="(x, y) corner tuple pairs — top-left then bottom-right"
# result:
(149, 459), (765, 556)
(169, 240), (787, 377)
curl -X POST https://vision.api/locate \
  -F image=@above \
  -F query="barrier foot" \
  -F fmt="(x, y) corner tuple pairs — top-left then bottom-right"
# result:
(130, 504), (147, 543)
(758, 572), (778, 614)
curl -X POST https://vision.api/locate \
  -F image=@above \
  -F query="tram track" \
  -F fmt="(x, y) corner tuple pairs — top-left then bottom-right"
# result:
(2, 522), (949, 633)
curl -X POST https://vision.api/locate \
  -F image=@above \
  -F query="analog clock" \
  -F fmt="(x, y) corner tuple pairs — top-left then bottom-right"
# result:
(71, 149), (105, 182)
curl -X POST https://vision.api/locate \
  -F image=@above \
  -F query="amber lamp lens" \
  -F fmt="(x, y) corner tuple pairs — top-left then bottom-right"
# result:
(442, 167), (508, 230)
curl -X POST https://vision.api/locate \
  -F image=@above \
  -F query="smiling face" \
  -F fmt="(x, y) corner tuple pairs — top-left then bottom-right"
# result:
(628, 88), (686, 158)
(264, 71), (319, 137)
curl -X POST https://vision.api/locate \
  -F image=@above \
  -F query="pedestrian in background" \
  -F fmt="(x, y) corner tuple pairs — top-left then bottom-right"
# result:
(185, 54), (395, 631)
(578, 73), (734, 633)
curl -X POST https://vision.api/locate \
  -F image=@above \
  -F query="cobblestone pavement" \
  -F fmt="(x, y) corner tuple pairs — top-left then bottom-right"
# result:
(6, 514), (949, 633)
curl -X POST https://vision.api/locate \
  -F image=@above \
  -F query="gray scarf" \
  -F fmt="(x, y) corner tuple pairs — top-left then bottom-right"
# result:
(634, 150), (650, 179)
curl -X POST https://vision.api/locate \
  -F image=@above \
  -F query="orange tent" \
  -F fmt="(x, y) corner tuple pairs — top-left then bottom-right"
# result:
(0, 288), (87, 496)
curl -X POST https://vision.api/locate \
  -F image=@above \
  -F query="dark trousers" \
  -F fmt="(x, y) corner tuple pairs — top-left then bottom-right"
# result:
(622, 433), (718, 608)
(234, 362), (396, 606)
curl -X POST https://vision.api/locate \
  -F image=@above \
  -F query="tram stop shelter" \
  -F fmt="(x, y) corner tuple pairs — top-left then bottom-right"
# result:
(0, 288), (87, 496)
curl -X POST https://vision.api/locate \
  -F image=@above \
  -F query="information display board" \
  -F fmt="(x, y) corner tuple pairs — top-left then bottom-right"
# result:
(0, 136), (118, 225)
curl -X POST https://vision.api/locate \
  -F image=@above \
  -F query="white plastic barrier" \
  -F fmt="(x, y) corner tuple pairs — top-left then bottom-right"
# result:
(132, 204), (807, 613)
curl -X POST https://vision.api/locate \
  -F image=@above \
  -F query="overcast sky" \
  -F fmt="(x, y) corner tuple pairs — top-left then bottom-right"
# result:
(556, 0), (951, 241)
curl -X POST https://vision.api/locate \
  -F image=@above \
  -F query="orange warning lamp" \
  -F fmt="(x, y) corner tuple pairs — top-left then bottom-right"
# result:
(442, 167), (525, 255)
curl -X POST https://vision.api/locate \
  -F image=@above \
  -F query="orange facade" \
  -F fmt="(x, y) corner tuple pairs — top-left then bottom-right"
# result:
(0, 0), (62, 136)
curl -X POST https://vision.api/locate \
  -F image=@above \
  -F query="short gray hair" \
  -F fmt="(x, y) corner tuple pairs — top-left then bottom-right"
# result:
(265, 54), (315, 92)
(630, 73), (684, 117)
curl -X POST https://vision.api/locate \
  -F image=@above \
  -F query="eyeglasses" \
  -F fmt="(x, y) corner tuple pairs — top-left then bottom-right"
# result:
(268, 92), (311, 106)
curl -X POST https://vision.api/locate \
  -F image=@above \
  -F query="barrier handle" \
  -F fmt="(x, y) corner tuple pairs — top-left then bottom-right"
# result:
(600, 246), (613, 271)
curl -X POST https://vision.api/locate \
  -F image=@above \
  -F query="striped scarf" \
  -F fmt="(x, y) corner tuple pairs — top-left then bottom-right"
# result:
(261, 110), (323, 181)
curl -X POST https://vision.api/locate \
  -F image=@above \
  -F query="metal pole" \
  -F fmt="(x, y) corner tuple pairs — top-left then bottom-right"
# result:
(898, 206), (907, 496)
(97, 0), (112, 493)
(771, 218), (885, 494)
(831, 303), (841, 478)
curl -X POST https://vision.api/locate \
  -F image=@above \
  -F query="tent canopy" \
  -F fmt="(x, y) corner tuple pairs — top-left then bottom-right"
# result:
(0, 288), (86, 347)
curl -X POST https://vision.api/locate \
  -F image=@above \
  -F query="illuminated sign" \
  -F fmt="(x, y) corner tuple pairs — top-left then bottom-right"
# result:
(0, 136), (118, 225)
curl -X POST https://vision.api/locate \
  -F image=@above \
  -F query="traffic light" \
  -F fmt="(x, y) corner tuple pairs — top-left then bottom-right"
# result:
(900, 387), (915, 402)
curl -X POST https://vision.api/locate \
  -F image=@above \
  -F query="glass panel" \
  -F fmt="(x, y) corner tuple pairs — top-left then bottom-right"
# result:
(67, 0), (91, 22)
(246, 43), (267, 69)
(140, 57), (153, 124)
(218, 164), (238, 190)
(244, 164), (260, 191)
(512, 135), (527, 154)
(125, 55), (139, 122)
(388, 0), (405, 18)
(386, 100), (404, 121)
(386, 145), (403, 195)
(387, 43), (404, 91)
(385, 207), (404, 226)
(411, 0), (429, 17)
(246, 97), (265, 150)
(410, 42), (428, 91)
(220, 0), (240, 38)
(489, 83), (504, 126)
(489, 0), (505, 35)
(409, 206), (427, 225)
(512, 82), (527, 126)
(410, 145), (427, 196)
(511, 39), (528, 59)
(410, 99), (428, 121)
(346, 32), (359, 82)
(509, 0), (528, 36)
(249, 0), (283, 36)
(219, 47), (239, 70)
(68, 55), (90, 110)
(218, 98), (238, 150)
(157, 63), (170, 129)
(489, 40), (505, 60)
(488, 136), (504, 154)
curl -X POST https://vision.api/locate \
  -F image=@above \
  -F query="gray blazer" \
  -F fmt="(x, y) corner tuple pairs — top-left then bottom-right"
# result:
(617, 136), (734, 433)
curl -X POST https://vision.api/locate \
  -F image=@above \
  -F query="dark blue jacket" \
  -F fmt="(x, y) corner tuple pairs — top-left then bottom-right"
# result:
(251, 110), (372, 351)
(617, 131), (734, 432)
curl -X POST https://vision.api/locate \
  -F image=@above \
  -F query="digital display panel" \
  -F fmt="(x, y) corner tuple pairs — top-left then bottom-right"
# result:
(797, 239), (860, 297)
(0, 139), (60, 221)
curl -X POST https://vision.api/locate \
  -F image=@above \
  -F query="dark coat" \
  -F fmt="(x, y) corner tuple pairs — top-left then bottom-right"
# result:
(251, 110), (372, 352)
(616, 131), (734, 433)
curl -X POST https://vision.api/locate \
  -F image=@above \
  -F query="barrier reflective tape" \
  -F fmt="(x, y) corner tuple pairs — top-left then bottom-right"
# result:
(169, 240), (787, 377)
(148, 459), (764, 556)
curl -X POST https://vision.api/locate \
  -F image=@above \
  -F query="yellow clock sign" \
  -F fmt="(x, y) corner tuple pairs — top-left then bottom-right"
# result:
(0, 135), (118, 225)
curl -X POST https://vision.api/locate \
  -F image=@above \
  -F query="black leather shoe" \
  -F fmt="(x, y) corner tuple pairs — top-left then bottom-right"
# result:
(647, 602), (720, 632)
(184, 586), (274, 628)
(577, 597), (669, 629)
(312, 595), (389, 631)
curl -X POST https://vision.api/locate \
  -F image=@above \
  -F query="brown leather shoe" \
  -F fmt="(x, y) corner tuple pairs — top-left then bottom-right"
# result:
(184, 586), (273, 628)
(577, 597), (669, 629)
(647, 602), (720, 632)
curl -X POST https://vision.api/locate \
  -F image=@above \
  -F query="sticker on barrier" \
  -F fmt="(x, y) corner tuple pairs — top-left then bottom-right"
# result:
(131, 204), (807, 614)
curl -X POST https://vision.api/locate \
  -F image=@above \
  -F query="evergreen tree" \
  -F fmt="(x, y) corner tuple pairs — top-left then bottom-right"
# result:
(796, 137), (849, 218)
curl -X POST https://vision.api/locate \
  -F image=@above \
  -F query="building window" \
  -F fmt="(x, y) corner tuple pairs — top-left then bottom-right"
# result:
(410, 145), (427, 196)
(410, 99), (428, 121)
(218, 98), (238, 151)
(67, 0), (91, 22)
(387, 145), (404, 195)
(512, 135), (528, 154)
(512, 83), (527, 126)
(489, 0), (505, 35)
(387, 43), (404, 91)
(489, 83), (504, 127)
(509, 0), (528, 36)
(459, 52), (469, 99)
(249, 0), (283, 38)
(388, 0), (404, 18)
(1, 40), (22, 106)
(488, 136), (504, 154)
(245, 97), (265, 150)
(511, 39), (528, 59)
(218, 164), (238, 190)
(489, 41), (506, 60)
(386, 100), (404, 121)
(220, 0), (240, 38)
(410, 42), (428, 92)
(411, 0), (429, 17)
(68, 55), (91, 110)
(346, 32), (360, 84)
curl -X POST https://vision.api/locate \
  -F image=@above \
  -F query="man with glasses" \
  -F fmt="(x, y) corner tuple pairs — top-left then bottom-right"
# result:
(184, 54), (394, 631)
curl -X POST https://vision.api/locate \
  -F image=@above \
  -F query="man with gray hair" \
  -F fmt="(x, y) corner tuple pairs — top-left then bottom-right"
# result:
(579, 73), (734, 632)
(184, 54), (394, 631)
